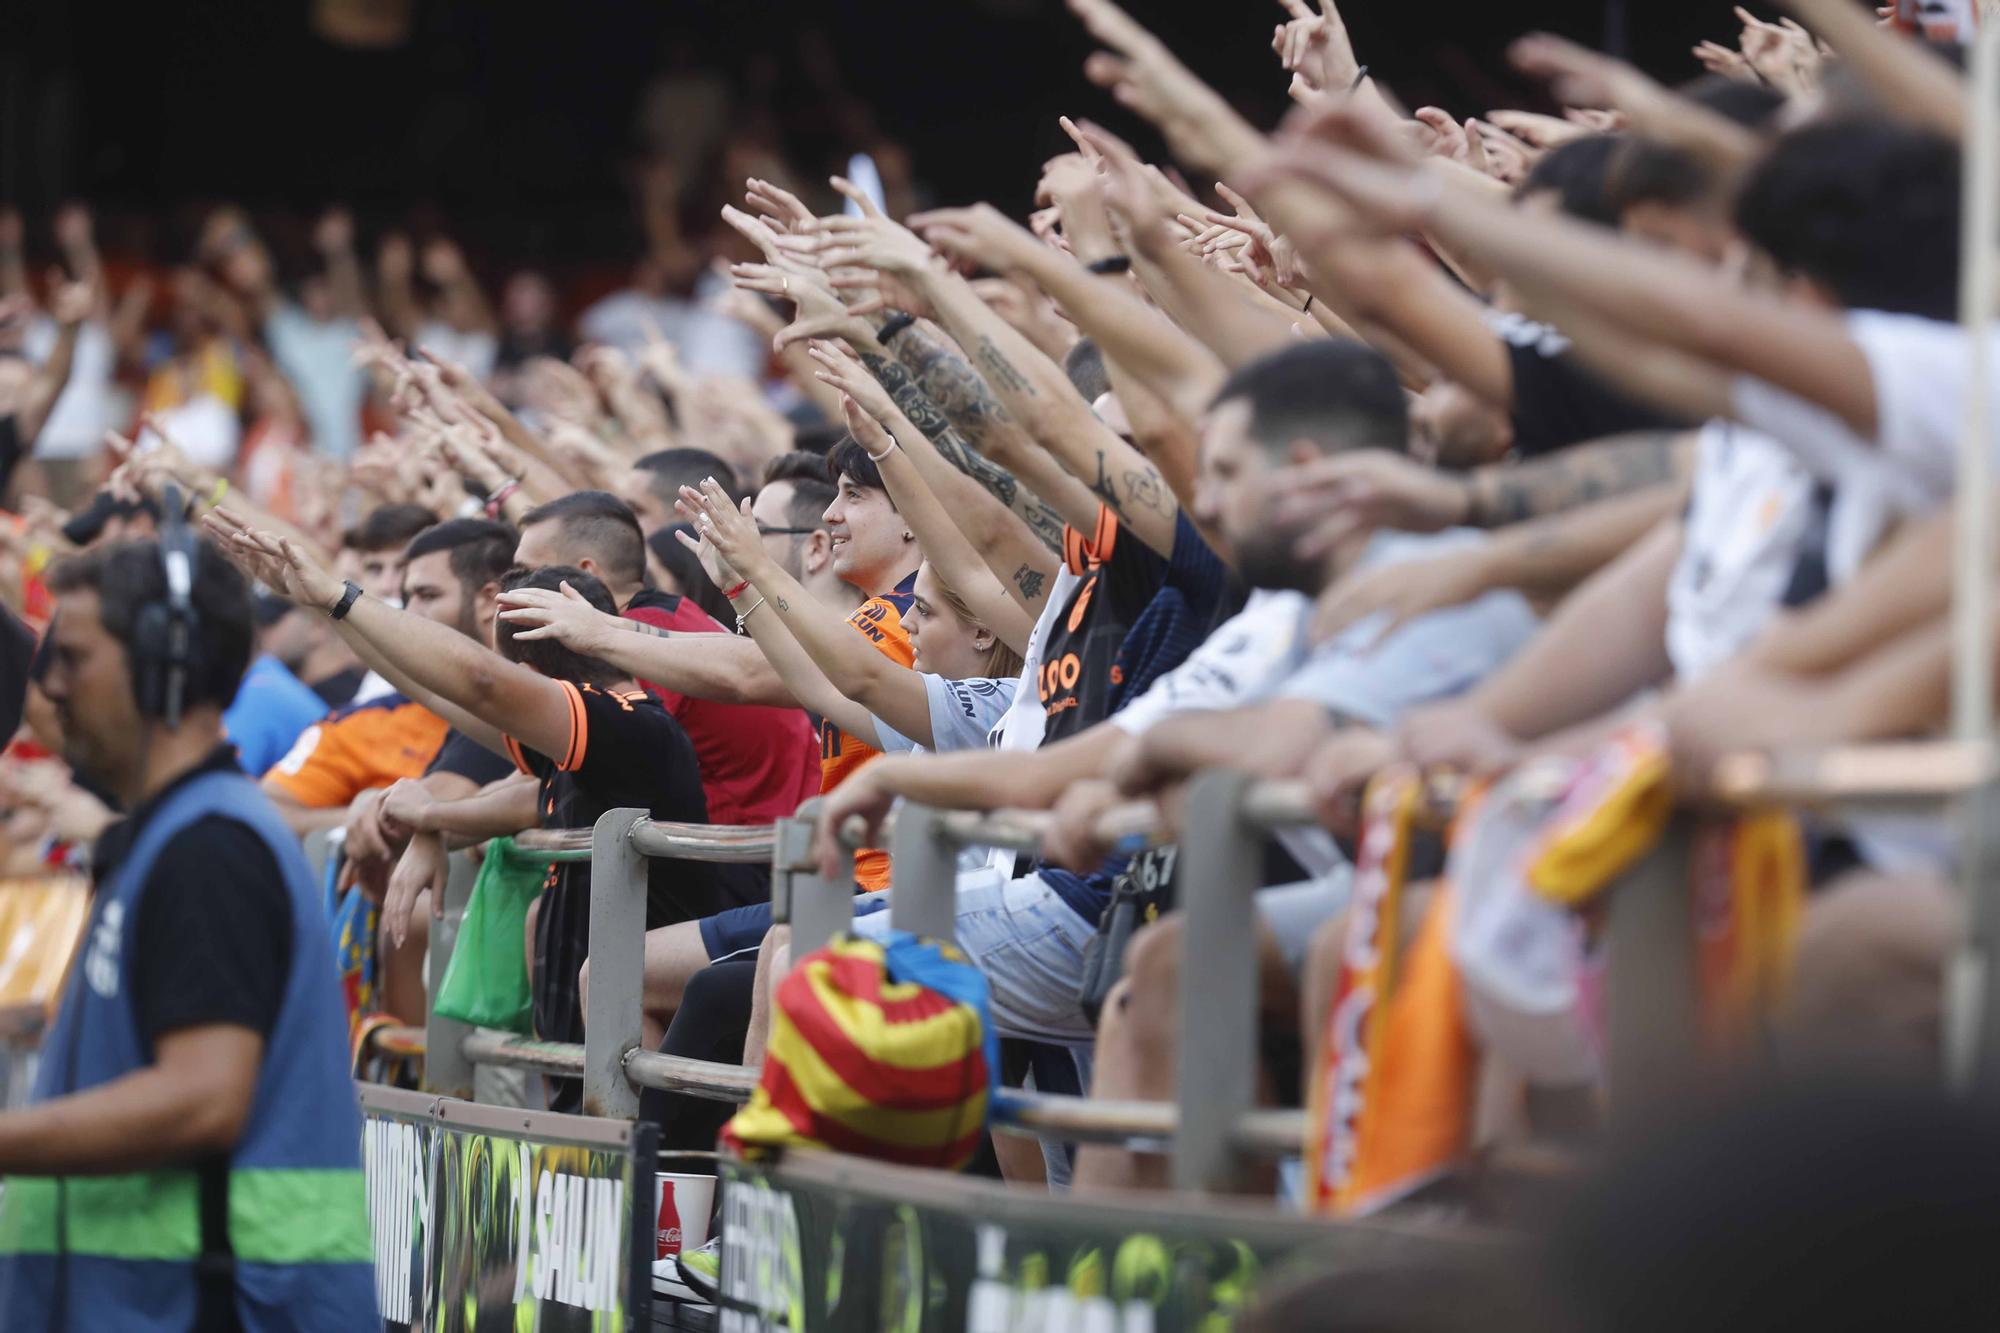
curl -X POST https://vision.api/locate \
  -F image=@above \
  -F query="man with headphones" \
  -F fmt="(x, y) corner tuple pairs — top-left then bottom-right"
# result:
(0, 499), (375, 1330)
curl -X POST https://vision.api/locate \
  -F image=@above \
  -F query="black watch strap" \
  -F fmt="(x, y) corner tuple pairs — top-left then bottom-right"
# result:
(877, 312), (917, 343)
(327, 580), (364, 621)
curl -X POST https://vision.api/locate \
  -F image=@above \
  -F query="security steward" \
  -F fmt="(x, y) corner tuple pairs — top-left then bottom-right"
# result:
(0, 498), (376, 1330)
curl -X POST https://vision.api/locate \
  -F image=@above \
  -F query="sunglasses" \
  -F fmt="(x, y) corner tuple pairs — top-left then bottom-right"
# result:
(756, 524), (820, 537)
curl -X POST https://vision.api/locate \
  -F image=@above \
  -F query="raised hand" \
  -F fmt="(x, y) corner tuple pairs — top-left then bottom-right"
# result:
(1735, 8), (1826, 94)
(905, 203), (1043, 275)
(1273, 0), (1361, 98)
(744, 176), (818, 233)
(729, 260), (873, 350)
(521, 355), (602, 425)
(1468, 118), (1535, 184)
(1483, 109), (1589, 150)
(496, 581), (619, 653)
(676, 478), (767, 581)
(837, 392), (900, 462)
(1186, 182), (1302, 286)
(47, 274), (94, 328)
(796, 213), (935, 278)
(1064, 0), (1263, 172)
(1069, 119), (1194, 253)
(203, 509), (343, 609)
(1692, 37), (1757, 81)
(1412, 107), (1471, 162)
(806, 341), (901, 426)
(709, 282), (787, 340)
(719, 204), (791, 266)
(828, 175), (889, 220)
(1511, 32), (1674, 119)
(669, 497), (743, 593)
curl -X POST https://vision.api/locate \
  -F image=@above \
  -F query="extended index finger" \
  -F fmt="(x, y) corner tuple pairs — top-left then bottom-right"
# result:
(1277, 0), (1314, 19)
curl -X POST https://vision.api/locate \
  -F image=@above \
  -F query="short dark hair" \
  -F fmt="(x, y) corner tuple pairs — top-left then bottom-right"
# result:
(1604, 140), (1716, 217)
(633, 448), (743, 508)
(1676, 73), (1789, 128)
(1209, 339), (1408, 456)
(1735, 119), (1961, 321)
(1064, 337), (1112, 403)
(826, 435), (892, 501)
(348, 503), (438, 555)
(404, 518), (518, 599)
(790, 422), (848, 457)
(758, 452), (837, 530)
(492, 565), (623, 688)
(46, 537), (255, 712)
(1518, 133), (1626, 227)
(519, 490), (648, 587)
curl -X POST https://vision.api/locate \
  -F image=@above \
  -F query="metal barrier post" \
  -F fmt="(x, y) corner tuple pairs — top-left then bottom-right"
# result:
(582, 807), (649, 1119)
(889, 803), (958, 942)
(1604, 820), (1697, 1124)
(423, 849), (477, 1101)
(778, 800), (855, 957)
(1171, 768), (1261, 1192)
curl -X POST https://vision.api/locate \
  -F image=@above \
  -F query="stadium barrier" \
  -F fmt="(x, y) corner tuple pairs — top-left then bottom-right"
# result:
(376, 739), (2000, 1171)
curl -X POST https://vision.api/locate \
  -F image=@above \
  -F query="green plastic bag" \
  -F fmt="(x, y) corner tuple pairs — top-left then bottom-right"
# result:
(433, 836), (550, 1034)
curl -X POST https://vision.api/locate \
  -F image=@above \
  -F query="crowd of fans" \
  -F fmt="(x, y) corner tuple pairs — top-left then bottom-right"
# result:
(0, 0), (1990, 1310)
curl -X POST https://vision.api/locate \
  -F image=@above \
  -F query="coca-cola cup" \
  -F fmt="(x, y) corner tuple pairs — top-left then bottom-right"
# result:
(655, 1172), (715, 1261)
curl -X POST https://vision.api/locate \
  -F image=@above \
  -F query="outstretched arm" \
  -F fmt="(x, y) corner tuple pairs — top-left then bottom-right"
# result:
(817, 214), (1182, 558)
(494, 581), (798, 707)
(1779, 0), (1966, 141)
(204, 513), (576, 761)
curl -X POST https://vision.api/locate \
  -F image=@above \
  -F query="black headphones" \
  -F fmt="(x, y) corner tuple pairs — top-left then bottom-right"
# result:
(130, 482), (203, 728)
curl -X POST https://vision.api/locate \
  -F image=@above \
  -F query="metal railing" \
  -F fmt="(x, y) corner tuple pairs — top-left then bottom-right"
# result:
(380, 739), (1999, 1195)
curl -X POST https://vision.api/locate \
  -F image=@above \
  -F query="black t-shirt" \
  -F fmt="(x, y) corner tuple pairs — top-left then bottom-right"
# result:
(505, 684), (763, 1060)
(89, 746), (291, 1333)
(308, 666), (366, 709)
(425, 727), (515, 788)
(1500, 316), (1688, 458)
(1037, 507), (1171, 746)
(91, 746), (293, 1050)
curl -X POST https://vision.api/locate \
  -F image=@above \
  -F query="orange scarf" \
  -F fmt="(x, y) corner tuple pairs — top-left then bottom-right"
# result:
(1306, 769), (1475, 1215)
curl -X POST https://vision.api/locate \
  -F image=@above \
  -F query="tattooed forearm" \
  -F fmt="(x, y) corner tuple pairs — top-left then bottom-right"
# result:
(775, 595), (790, 612)
(1121, 466), (1171, 516)
(857, 348), (1066, 552)
(1086, 450), (1174, 520)
(623, 621), (672, 639)
(973, 335), (1035, 397)
(891, 322), (1018, 454)
(1468, 429), (1692, 528)
(1012, 564), (1047, 602)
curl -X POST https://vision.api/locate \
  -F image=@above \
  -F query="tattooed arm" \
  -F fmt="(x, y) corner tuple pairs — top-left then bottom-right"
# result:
(854, 342), (1073, 557)
(813, 348), (1049, 639)
(1465, 429), (1696, 527)
(909, 267), (1184, 559)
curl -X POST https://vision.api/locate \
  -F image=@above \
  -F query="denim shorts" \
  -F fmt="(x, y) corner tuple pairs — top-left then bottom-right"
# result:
(696, 889), (891, 962)
(851, 871), (1100, 1047)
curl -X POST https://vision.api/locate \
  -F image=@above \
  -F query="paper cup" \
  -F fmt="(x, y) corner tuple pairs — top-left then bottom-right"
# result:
(655, 1172), (716, 1260)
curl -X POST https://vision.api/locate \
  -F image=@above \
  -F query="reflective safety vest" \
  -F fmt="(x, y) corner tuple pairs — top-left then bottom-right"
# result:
(0, 771), (377, 1331)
